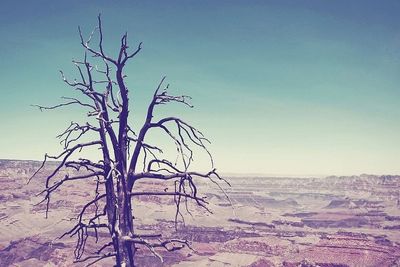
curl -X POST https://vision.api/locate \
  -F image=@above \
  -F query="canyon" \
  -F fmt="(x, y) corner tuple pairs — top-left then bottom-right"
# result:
(1, 160), (400, 266)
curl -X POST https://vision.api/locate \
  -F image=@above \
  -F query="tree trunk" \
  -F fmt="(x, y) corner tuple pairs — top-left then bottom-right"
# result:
(106, 172), (135, 266)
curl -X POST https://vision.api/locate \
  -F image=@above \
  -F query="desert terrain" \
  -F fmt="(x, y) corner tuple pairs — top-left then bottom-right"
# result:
(1, 159), (400, 266)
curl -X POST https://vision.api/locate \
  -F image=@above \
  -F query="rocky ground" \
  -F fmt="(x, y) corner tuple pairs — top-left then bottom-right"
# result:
(1, 159), (400, 266)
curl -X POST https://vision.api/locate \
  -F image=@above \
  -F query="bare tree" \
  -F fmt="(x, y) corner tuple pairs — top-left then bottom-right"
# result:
(30, 15), (229, 266)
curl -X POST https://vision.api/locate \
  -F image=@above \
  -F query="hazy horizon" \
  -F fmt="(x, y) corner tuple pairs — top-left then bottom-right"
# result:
(1, 158), (398, 179)
(1, 1), (400, 176)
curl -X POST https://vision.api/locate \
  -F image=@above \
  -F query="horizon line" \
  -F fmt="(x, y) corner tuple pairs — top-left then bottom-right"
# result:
(1, 158), (399, 178)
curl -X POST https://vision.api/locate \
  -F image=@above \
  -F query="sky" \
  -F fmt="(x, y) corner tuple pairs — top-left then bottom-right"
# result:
(1, 0), (400, 177)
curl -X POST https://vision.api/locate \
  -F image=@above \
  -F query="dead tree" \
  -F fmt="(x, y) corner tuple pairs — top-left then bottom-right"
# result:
(30, 15), (229, 267)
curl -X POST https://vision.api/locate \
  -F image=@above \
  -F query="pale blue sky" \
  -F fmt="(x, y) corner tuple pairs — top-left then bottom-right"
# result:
(1, 1), (400, 176)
